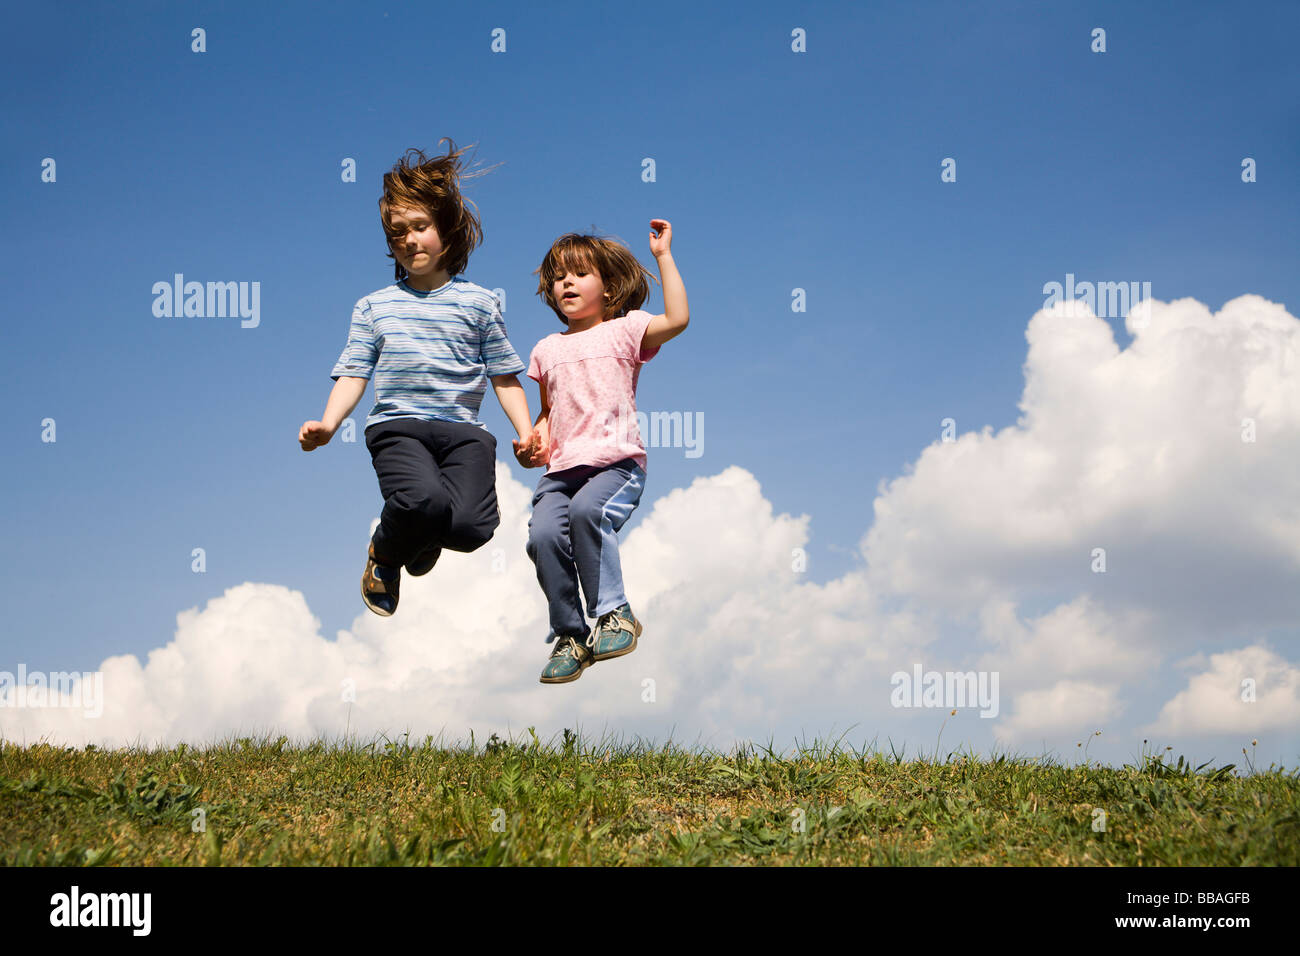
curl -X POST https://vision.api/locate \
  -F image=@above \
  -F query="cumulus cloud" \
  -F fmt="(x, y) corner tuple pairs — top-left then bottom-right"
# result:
(2, 294), (1298, 764)
(993, 680), (1123, 743)
(0, 465), (901, 751)
(865, 294), (1300, 753)
(1145, 645), (1300, 737)
(862, 294), (1300, 636)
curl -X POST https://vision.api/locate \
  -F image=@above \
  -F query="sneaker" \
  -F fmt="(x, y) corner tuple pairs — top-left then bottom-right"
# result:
(539, 634), (594, 684)
(361, 541), (400, 616)
(590, 604), (641, 661)
(405, 542), (442, 577)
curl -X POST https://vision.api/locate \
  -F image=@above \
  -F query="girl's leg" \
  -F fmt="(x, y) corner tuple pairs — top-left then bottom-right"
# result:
(526, 473), (588, 640)
(568, 459), (645, 619)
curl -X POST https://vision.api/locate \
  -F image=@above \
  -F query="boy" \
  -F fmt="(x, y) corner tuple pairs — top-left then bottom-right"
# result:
(299, 141), (538, 616)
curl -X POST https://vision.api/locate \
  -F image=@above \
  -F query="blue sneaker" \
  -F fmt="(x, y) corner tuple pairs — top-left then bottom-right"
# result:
(590, 605), (641, 661)
(539, 634), (594, 684)
(361, 541), (400, 616)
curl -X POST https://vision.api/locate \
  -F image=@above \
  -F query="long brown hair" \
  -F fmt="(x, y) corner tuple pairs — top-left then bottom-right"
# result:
(379, 139), (499, 281)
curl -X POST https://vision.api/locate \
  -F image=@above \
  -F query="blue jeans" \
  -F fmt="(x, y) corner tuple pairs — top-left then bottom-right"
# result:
(526, 458), (645, 642)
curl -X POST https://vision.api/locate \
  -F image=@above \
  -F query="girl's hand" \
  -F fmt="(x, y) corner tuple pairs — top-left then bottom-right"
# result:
(649, 219), (672, 258)
(531, 418), (551, 465)
(299, 420), (335, 451)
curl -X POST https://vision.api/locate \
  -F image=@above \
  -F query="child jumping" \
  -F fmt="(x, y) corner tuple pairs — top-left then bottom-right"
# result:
(299, 140), (539, 617)
(518, 219), (689, 683)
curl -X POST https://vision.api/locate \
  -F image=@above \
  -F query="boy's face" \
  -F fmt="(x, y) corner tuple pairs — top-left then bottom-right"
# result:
(388, 204), (446, 281)
(553, 263), (606, 324)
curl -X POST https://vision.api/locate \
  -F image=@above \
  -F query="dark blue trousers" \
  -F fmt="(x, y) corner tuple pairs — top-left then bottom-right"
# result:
(364, 417), (500, 566)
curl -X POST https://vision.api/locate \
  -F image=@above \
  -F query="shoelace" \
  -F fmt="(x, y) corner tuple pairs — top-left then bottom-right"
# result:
(596, 612), (630, 640)
(554, 636), (584, 660)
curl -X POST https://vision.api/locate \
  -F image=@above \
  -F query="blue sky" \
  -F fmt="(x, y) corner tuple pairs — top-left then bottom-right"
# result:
(3, 0), (1298, 766)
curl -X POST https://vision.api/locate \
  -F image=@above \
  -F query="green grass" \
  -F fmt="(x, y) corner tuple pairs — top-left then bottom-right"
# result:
(1, 729), (1296, 865)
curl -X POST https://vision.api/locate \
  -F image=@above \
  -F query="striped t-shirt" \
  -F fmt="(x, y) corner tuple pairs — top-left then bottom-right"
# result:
(331, 277), (525, 430)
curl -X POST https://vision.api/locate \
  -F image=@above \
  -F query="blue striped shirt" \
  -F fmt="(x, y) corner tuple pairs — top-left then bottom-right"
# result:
(331, 277), (526, 430)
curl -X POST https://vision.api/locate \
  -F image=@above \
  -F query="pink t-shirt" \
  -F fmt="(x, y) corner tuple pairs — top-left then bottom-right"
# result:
(527, 310), (660, 474)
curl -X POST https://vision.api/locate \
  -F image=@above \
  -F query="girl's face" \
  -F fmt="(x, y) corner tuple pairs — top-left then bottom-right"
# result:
(553, 263), (606, 325)
(388, 204), (446, 283)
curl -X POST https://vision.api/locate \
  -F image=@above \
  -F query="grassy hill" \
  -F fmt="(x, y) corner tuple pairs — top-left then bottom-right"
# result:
(2, 731), (1296, 865)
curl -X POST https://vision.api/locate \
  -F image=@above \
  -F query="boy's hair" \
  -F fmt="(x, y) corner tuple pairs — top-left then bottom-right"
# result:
(379, 139), (497, 281)
(534, 232), (659, 325)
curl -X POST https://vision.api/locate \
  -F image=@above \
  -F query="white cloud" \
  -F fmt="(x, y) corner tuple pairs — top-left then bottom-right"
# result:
(862, 295), (1300, 628)
(993, 680), (1123, 743)
(977, 594), (1161, 686)
(3, 295), (1298, 764)
(0, 465), (899, 750)
(1146, 645), (1300, 737)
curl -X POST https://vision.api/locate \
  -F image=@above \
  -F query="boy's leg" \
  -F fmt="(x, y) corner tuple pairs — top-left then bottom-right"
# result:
(427, 420), (500, 553)
(567, 459), (645, 619)
(525, 470), (589, 641)
(364, 419), (455, 567)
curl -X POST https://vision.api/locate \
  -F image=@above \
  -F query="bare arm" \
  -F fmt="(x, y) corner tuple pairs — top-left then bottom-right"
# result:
(515, 379), (551, 468)
(641, 219), (689, 350)
(491, 374), (535, 440)
(299, 376), (367, 451)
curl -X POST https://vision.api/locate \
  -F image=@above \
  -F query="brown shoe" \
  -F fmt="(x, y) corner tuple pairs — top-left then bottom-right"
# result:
(361, 541), (399, 616)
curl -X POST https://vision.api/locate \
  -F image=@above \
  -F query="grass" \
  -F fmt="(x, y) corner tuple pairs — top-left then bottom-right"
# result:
(1, 728), (1296, 866)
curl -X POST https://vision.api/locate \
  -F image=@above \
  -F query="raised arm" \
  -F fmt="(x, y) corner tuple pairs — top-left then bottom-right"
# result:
(641, 219), (689, 350)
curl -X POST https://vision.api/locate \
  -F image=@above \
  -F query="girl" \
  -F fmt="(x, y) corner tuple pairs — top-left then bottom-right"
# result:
(519, 220), (689, 683)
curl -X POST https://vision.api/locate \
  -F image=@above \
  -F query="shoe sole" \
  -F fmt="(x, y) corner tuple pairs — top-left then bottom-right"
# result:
(591, 621), (642, 662)
(539, 667), (587, 684)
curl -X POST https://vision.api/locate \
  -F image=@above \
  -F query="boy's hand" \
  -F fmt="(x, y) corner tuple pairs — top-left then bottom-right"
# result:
(299, 420), (335, 451)
(649, 218), (672, 257)
(513, 429), (541, 468)
(513, 421), (551, 467)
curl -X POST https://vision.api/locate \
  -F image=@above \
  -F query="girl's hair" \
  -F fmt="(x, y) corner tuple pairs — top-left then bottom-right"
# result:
(534, 232), (659, 325)
(379, 139), (498, 281)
